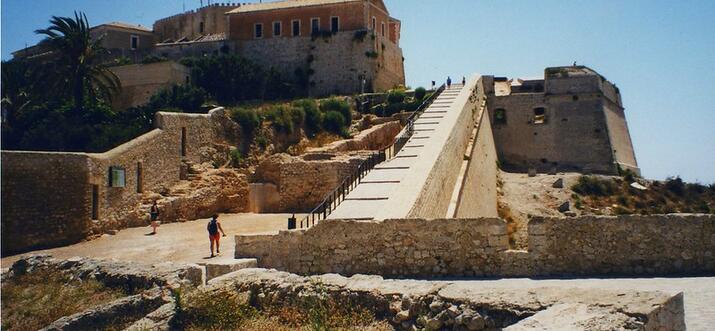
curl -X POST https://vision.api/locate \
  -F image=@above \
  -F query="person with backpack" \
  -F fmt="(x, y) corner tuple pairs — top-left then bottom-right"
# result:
(207, 214), (227, 257)
(447, 76), (452, 89)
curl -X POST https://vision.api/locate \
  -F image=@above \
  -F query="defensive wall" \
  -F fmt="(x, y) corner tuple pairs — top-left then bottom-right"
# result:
(484, 66), (639, 175)
(153, 3), (239, 42)
(235, 214), (715, 278)
(1, 108), (236, 255)
(236, 30), (403, 96)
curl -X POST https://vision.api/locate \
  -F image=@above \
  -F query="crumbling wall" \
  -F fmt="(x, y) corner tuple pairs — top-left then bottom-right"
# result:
(236, 214), (715, 278)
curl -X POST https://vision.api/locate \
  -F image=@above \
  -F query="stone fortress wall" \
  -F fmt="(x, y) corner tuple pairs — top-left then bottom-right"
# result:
(235, 214), (715, 278)
(152, 3), (239, 42)
(237, 30), (403, 96)
(484, 66), (639, 175)
(1, 108), (235, 255)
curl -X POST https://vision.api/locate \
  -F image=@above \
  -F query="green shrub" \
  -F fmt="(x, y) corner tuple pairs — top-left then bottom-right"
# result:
(414, 87), (427, 101)
(141, 55), (168, 64)
(572, 176), (617, 197)
(386, 89), (406, 104)
(294, 99), (321, 136)
(365, 51), (378, 58)
(320, 97), (351, 126)
(323, 111), (346, 135)
(665, 176), (685, 196)
(255, 134), (269, 150)
(264, 105), (304, 134)
(147, 84), (206, 113)
(229, 149), (244, 168)
(229, 107), (261, 137)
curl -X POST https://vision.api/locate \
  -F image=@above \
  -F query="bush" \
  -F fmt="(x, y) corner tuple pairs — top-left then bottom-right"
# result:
(414, 87), (427, 101)
(665, 176), (685, 196)
(171, 289), (256, 330)
(320, 97), (351, 126)
(294, 99), (321, 136)
(323, 111), (347, 136)
(147, 84), (206, 113)
(264, 105), (303, 134)
(229, 149), (244, 168)
(141, 55), (168, 64)
(229, 107), (261, 138)
(572, 176), (617, 197)
(386, 89), (406, 104)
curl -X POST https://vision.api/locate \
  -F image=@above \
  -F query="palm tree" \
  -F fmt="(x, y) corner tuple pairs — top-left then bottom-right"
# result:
(35, 12), (120, 110)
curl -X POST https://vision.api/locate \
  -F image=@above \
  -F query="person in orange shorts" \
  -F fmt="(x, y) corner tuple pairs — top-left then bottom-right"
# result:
(207, 214), (226, 257)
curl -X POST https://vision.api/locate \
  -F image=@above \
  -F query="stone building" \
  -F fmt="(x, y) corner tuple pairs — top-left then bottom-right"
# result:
(153, 3), (239, 43)
(12, 22), (155, 63)
(483, 66), (639, 175)
(109, 61), (191, 110)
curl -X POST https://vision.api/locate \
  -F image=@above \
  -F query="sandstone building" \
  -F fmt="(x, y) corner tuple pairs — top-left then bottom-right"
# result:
(483, 66), (639, 175)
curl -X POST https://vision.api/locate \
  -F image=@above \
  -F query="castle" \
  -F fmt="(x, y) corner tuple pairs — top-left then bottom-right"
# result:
(13, 0), (406, 97)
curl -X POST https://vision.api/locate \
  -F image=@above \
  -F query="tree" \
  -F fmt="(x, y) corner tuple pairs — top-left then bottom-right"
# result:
(34, 11), (120, 110)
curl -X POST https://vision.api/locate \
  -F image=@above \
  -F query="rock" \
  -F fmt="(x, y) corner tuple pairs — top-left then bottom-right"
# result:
(425, 318), (443, 331)
(528, 168), (537, 177)
(395, 310), (410, 322)
(429, 300), (444, 313)
(558, 201), (570, 213)
(467, 314), (486, 330)
(552, 178), (564, 188)
(564, 211), (577, 217)
(105, 229), (118, 235)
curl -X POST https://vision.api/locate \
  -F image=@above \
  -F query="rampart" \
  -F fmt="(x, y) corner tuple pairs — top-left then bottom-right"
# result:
(235, 214), (715, 277)
(485, 66), (640, 175)
(1, 108), (238, 255)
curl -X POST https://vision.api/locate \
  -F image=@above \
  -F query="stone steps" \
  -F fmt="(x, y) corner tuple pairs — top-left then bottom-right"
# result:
(197, 256), (258, 282)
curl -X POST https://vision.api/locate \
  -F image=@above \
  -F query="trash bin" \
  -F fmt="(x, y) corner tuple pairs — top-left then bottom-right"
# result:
(288, 214), (297, 230)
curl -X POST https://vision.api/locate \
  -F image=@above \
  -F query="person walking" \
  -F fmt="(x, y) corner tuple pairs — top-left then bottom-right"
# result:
(462, 76), (466, 86)
(447, 76), (452, 89)
(149, 201), (160, 235)
(207, 214), (227, 257)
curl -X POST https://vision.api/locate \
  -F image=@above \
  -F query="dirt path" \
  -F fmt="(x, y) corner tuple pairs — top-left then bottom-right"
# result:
(1, 213), (298, 267)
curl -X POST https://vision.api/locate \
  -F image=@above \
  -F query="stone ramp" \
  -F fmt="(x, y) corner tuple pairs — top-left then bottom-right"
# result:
(328, 84), (469, 221)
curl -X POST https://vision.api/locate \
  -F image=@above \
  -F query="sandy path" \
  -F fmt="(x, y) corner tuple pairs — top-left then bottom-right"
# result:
(1, 213), (298, 267)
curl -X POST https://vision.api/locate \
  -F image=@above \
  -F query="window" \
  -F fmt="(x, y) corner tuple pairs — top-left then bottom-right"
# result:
(199, 22), (205, 34)
(371, 16), (376, 30)
(533, 107), (546, 124)
(311, 18), (320, 34)
(91, 185), (99, 220)
(254, 23), (263, 39)
(494, 108), (507, 124)
(292, 19), (301, 36)
(109, 167), (126, 188)
(136, 162), (143, 193)
(181, 127), (187, 156)
(130, 35), (139, 50)
(381, 22), (385, 37)
(331, 16), (339, 33)
(273, 21), (282, 36)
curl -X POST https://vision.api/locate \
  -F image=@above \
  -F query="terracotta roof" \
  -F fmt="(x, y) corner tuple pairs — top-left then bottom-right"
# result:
(95, 22), (153, 33)
(228, 0), (361, 14)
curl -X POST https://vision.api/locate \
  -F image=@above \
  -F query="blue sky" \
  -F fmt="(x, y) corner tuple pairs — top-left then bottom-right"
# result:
(2, 0), (714, 183)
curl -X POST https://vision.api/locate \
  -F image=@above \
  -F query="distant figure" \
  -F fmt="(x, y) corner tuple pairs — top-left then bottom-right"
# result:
(207, 214), (227, 257)
(447, 76), (452, 89)
(431, 80), (436, 89)
(462, 76), (466, 85)
(573, 61), (577, 66)
(149, 201), (160, 234)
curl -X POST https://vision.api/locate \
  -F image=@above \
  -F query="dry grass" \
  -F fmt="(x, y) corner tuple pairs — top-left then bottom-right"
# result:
(572, 176), (714, 215)
(1, 268), (127, 331)
(172, 287), (393, 331)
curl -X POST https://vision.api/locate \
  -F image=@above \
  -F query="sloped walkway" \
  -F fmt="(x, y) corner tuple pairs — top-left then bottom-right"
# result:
(328, 84), (467, 220)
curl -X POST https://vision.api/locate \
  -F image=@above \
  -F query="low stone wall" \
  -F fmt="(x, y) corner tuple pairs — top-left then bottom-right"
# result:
(252, 152), (371, 213)
(308, 121), (401, 153)
(236, 214), (715, 278)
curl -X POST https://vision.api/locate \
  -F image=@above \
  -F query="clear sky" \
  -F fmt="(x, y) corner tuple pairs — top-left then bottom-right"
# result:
(2, 0), (714, 183)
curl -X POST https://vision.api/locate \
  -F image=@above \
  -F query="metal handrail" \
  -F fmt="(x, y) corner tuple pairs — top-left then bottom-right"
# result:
(297, 84), (447, 229)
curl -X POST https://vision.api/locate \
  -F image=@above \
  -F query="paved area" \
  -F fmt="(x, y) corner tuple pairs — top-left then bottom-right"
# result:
(1, 213), (296, 267)
(452, 277), (715, 330)
(329, 82), (470, 220)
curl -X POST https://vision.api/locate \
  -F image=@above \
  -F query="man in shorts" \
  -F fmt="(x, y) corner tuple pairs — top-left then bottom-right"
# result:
(149, 201), (160, 234)
(207, 214), (227, 257)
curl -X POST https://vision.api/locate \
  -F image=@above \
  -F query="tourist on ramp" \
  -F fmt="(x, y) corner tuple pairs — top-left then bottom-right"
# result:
(149, 201), (160, 235)
(447, 76), (452, 89)
(207, 214), (227, 257)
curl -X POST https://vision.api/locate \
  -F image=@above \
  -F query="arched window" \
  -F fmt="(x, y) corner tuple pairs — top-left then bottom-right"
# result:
(494, 108), (507, 124)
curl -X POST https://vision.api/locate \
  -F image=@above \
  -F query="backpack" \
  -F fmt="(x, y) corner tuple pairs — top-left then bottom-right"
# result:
(207, 219), (219, 235)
